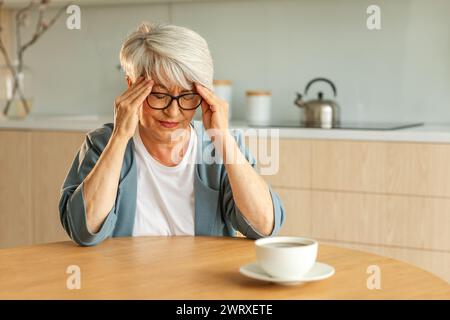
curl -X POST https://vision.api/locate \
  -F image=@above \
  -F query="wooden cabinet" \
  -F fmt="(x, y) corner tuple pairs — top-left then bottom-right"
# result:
(312, 140), (450, 197)
(310, 190), (450, 251)
(274, 188), (311, 237)
(244, 136), (450, 283)
(0, 131), (32, 248)
(312, 140), (386, 193)
(246, 137), (311, 188)
(0, 129), (85, 248)
(30, 131), (86, 244)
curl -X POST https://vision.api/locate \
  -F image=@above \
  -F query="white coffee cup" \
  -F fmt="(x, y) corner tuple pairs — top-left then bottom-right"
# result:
(255, 236), (318, 279)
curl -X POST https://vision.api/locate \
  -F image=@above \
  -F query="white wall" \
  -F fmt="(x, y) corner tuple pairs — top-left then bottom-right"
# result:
(15, 0), (450, 123)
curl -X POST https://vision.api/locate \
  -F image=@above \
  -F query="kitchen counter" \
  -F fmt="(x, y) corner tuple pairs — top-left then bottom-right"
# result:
(1, 115), (450, 143)
(0, 115), (114, 132)
(236, 122), (450, 143)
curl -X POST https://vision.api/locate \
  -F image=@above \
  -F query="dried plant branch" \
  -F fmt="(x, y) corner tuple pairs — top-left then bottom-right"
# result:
(20, 4), (66, 56)
(0, 2), (13, 87)
(0, 0), (68, 116)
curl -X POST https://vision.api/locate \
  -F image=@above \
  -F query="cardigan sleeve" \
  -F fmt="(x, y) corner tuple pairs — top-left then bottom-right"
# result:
(220, 129), (286, 239)
(59, 124), (118, 246)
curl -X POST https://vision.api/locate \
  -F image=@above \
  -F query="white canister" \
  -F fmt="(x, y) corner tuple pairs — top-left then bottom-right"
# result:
(246, 90), (272, 126)
(213, 80), (233, 120)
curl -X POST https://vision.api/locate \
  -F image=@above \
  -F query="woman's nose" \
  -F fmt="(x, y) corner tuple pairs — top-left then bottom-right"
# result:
(164, 98), (181, 117)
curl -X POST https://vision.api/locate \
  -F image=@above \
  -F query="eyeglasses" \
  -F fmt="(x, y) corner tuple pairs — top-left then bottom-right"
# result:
(146, 92), (203, 110)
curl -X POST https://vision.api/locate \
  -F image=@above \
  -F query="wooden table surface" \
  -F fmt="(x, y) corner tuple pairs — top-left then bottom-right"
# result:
(0, 236), (448, 299)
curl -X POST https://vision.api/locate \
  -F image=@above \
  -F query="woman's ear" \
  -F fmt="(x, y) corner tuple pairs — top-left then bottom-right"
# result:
(126, 76), (132, 88)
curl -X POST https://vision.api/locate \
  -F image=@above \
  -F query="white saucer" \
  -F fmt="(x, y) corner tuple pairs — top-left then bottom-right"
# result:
(239, 262), (335, 285)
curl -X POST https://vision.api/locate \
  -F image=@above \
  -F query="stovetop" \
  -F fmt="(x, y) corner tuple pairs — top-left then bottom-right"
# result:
(249, 121), (424, 130)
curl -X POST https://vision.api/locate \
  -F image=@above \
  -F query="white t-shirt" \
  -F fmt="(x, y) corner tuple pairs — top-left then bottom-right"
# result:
(132, 125), (196, 236)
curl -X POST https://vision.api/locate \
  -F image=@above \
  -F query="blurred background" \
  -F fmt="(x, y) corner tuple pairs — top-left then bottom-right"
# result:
(0, 0), (449, 285)
(1, 0), (449, 123)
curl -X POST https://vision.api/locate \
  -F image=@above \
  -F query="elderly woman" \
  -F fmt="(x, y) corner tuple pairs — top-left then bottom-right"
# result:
(59, 22), (285, 246)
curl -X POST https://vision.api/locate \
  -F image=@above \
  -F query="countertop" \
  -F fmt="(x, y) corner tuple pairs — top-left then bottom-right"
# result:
(1, 115), (450, 143)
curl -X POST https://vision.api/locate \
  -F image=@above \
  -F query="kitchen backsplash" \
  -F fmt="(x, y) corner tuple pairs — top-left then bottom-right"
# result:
(15, 0), (450, 123)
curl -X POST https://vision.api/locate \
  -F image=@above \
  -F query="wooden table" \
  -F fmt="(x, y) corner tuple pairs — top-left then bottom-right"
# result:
(0, 236), (449, 299)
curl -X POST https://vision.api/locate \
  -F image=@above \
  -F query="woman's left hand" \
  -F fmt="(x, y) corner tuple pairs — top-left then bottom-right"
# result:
(195, 83), (229, 135)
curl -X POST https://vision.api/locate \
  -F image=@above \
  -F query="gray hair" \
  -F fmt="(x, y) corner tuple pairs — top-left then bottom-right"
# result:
(119, 22), (214, 91)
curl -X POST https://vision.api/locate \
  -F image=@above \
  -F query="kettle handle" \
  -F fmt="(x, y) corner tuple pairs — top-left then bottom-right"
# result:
(304, 77), (337, 97)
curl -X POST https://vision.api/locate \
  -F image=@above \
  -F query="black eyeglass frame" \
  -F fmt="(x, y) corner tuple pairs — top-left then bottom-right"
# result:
(146, 92), (203, 110)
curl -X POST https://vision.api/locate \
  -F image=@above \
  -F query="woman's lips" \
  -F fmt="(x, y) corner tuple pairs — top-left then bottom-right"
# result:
(159, 120), (179, 128)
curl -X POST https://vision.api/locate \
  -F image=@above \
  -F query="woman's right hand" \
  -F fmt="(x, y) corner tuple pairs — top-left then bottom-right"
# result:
(113, 76), (154, 141)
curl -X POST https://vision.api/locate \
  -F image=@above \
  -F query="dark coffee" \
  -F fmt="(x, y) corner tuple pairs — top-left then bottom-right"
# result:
(263, 242), (309, 248)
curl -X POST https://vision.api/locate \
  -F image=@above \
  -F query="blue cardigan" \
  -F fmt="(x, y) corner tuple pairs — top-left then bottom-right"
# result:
(59, 121), (285, 246)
